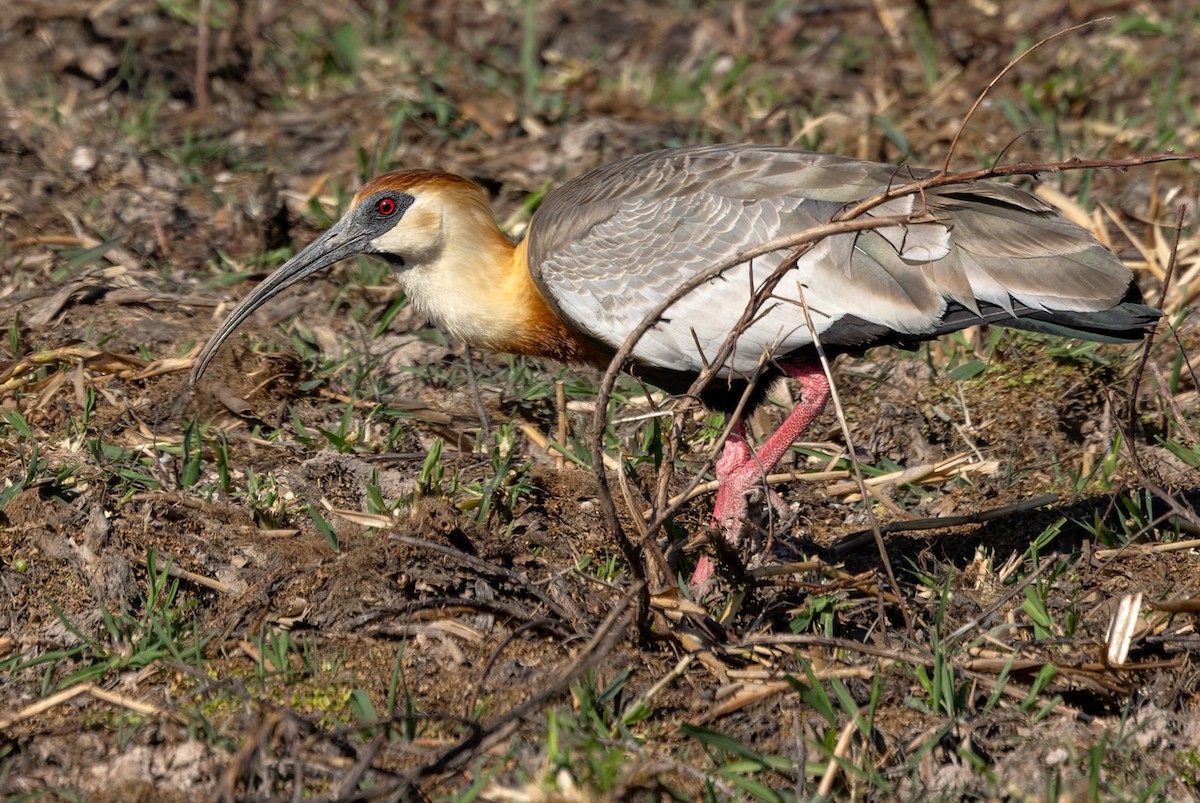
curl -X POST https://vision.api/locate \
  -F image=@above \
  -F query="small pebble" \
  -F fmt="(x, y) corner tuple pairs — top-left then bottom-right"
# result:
(1043, 747), (1068, 766)
(70, 146), (98, 175)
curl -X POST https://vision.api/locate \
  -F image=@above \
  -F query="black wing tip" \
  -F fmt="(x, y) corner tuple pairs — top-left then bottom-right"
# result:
(808, 295), (1162, 355)
(980, 295), (1161, 343)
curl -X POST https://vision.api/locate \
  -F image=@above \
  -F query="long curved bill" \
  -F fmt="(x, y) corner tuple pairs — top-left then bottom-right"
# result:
(189, 219), (369, 385)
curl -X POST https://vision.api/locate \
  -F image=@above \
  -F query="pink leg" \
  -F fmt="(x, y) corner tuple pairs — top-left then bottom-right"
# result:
(689, 363), (832, 591)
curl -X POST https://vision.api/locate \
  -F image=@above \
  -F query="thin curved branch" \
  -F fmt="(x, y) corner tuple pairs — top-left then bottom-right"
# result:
(942, 18), (1114, 174)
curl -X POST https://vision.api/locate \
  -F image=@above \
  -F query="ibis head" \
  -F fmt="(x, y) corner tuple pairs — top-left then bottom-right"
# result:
(189, 170), (595, 384)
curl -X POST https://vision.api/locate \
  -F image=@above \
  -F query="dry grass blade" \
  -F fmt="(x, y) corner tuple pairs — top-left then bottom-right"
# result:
(1094, 537), (1200, 559)
(1105, 592), (1145, 666)
(330, 508), (393, 528)
(0, 682), (185, 730)
(816, 718), (858, 799)
(164, 562), (232, 594)
(824, 452), (998, 499)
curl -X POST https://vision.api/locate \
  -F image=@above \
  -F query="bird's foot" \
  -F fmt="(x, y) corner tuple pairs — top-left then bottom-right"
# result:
(709, 437), (791, 539)
(688, 438), (791, 594)
(689, 364), (831, 596)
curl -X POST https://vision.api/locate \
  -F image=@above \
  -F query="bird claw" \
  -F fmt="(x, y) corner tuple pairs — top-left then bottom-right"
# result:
(763, 486), (791, 521)
(691, 473), (791, 594)
(710, 484), (790, 541)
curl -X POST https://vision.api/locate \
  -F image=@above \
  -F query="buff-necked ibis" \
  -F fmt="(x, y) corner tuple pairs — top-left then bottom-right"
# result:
(190, 144), (1160, 586)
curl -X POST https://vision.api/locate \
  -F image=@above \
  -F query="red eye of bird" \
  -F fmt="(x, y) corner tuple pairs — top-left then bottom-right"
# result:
(377, 197), (397, 216)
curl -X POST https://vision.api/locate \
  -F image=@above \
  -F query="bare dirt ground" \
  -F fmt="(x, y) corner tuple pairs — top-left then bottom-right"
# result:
(2, 1), (1199, 800)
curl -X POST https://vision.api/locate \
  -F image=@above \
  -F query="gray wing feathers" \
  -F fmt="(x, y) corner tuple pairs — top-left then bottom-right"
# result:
(528, 144), (1137, 377)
